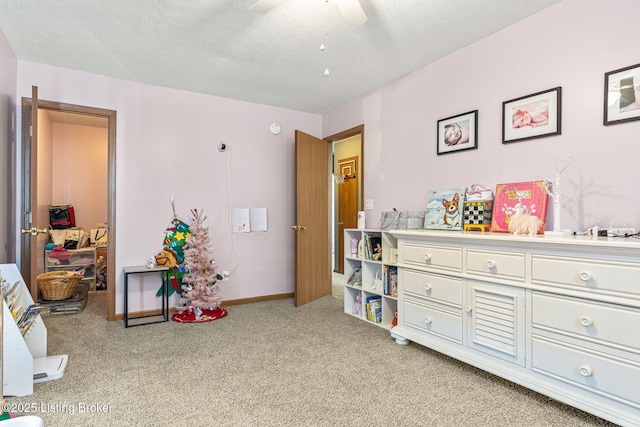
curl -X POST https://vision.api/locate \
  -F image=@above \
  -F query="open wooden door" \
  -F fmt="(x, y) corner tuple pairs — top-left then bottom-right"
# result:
(20, 86), (47, 302)
(294, 130), (331, 307)
(20, 89), (118, 320)
(335, 156), (358, 273)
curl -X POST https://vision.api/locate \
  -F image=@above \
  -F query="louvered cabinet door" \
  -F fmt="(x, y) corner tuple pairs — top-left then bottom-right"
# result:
(466, 279), (526, 366)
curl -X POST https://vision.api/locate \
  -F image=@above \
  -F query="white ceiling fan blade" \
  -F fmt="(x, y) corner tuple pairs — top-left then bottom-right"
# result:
(249, 0), (287, 15)
(334, 0), (367, 27)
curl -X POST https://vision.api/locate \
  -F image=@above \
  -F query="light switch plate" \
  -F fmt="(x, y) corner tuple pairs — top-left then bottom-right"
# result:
(365, 199), (374, 210)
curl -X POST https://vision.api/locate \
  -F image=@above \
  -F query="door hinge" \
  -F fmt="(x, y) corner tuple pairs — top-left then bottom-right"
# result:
(29, 125), (32, 137)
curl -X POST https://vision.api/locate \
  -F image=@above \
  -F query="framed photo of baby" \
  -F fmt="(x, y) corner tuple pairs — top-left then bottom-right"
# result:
(502, 87), (562, 144)
(604, 62), (640, 126)
(436, 110), (478, 155)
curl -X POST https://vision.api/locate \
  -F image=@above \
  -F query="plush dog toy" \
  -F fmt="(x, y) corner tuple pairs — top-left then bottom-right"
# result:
(155, 248), (178, 268)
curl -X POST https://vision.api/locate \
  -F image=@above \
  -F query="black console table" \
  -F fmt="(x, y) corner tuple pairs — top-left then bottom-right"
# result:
(123, 265), (170, 327)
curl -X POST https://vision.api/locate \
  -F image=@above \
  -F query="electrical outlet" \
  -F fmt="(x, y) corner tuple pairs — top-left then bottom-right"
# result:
(222, 271), (230, 281)
(365, 199), (374, 210)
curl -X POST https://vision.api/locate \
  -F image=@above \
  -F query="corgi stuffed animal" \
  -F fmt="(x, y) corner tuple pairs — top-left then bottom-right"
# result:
(442, 193), (461, 227)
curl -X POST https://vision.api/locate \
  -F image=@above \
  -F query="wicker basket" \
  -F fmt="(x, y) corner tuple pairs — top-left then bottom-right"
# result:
(37, 271), (83, 300)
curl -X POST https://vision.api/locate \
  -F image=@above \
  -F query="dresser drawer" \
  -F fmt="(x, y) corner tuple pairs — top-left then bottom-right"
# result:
(403, 299), (462, 343)
(403, 269), (462, 307)
(532, 336), (640, 407)
(402, 243), (462, 273)
(532, 292), (640, 352)
(531, 255), (640, 296)
(466, 249), (525, 282)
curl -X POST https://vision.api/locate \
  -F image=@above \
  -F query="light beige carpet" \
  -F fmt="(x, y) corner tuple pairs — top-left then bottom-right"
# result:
(6, 291), (616, 427)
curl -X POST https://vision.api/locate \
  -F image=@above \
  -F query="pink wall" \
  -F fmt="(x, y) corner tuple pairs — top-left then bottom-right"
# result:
(7, 0), (640, 313)
(16, 63), (322, 313)
(323, 0), (640, 233)
(51, 122), (108, 231)
(0, 28), (17, 263)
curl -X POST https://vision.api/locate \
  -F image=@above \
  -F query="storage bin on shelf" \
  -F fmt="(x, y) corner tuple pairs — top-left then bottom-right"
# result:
(45, 247), (96, 290)
(37, 271), (83, 300)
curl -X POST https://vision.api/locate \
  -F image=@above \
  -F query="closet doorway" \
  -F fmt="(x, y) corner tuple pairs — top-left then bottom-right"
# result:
(21, 93), (116, 320)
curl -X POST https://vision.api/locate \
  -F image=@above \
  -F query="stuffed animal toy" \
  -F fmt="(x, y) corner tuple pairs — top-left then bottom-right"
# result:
(352, 294), (362, 316)
(508, 212), (542, 236)
(155, 248), (178, 268)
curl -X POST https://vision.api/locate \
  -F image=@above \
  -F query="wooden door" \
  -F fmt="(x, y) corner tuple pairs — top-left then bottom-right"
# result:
(20, 91), (118, 320)
(336, 156), (358, 273)
(20, 86), (47, 302)
(294, 130), (331, 307)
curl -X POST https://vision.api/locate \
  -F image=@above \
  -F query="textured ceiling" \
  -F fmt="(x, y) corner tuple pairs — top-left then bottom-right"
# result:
(0, 0), (562, 114)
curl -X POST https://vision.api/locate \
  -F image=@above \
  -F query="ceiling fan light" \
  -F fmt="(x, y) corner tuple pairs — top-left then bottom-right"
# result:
(249, 0), (286, 15)
(334, 0), (367, 27)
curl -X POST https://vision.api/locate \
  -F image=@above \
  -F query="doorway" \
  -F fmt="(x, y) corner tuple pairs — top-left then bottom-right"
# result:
(325, 125), (363, 287)
(21, 96), (116, 320)
(293, 126), (363, 305)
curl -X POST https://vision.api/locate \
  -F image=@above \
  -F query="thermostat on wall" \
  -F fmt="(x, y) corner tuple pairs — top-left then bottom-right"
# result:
(270, 123), (281, 135)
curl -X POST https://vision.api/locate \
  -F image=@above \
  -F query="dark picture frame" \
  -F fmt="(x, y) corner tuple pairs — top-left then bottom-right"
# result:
(604, 62), (640, 126)
(437, 110), (478, 155)
(502, 87), (561, 144)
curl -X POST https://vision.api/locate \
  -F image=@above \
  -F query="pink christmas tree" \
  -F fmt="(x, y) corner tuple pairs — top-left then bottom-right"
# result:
(172, 209), (228, 323)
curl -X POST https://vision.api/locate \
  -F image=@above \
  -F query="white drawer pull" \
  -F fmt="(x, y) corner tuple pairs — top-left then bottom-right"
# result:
(424, 317), (432, 325)
(465, 306), (473, 313)
(424, 284), (432, 292)
(579, 316), (593, 327)
(424, 254), (432, 262)
(578, 365), (594, 377)
(486, 260), (496, 269)
(579, 271), (593, 282)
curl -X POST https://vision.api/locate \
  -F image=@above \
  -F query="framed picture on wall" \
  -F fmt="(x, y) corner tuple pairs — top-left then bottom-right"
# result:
(604, 62), (640, 126)
(502, 87), (561, 144)
(436, 110), (478, 155)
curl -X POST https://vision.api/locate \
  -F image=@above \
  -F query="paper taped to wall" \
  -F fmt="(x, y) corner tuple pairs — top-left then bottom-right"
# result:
(232, 208), (267, 232)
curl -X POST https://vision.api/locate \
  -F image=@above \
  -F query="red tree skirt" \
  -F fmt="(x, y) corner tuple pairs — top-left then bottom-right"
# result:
(171, 307), (228, 323)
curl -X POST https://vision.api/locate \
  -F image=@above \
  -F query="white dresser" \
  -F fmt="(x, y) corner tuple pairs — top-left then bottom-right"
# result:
(390, 230), (640, 427)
